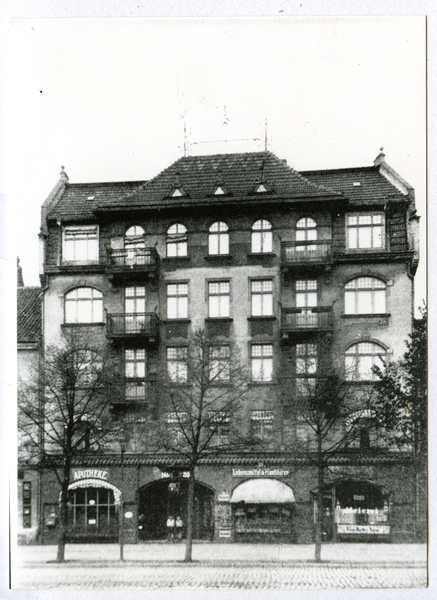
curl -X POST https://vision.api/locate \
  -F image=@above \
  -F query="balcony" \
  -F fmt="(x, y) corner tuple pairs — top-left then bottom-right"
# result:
(281, 241), (332, 273)
(106, 313), (159, 343)
(281, 307), (333, 339)
(111, 378), (157, 406)
(106, 247), (160, 283)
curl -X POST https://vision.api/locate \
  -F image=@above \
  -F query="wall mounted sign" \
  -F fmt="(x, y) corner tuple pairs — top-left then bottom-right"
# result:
(219, 530), (231, 538)
(160, 471), (190, 479)
(73, 469), (108, 481)
(232, 468), (290, 478)
(125, 512), (133, 519)
(337, 525), (390, 534)
(218, 493), (230, 502)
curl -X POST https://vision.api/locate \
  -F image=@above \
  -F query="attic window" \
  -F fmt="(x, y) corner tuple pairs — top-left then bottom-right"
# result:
(171, 189), (184, 197)
(214, 186), (226, 195)
(352, 182), (361, 187)
(87, 196), (95, 200)
(255, 184), (268, 193)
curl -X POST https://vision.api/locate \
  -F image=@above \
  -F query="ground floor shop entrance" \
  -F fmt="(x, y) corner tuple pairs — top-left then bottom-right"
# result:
(138, 479), (214, 541)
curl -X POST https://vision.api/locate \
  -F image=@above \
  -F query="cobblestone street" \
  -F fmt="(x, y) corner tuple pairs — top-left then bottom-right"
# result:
(12, 543), (428, 589)
(13, 562), (427, 589)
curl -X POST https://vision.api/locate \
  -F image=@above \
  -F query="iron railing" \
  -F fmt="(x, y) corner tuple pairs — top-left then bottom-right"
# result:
(281, 241), (332, 264)
(281, 307), (333, 331)
(106, 247), (159, 269)
(106, 313), (159, 337)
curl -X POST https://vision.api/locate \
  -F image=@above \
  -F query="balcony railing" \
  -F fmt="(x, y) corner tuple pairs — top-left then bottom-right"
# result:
(106, 247), (159, 279)
(124, 378), (156, 402)
(281, 307), (333, 333)
(281, 241), (332, 265)
(106, 313), (159, 339)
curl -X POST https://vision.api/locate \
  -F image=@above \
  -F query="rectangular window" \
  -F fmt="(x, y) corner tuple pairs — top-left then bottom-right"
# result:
(23, 482), (31, 528)
(296, 343), (317, 396)
(251, 410), (274, 443)
(347, 214), (384, 250)
(208, 411), (230, 446)
(125, 287), (146, 313)
(209, 346), (230, 382)
(208, 281), (230, 318)
(296, 280), (317, 307)
(125, 349), (146, 378)
(251, 280), (273, 316)
(63, 226), (99, 262)
(251, 344), (273, 382)
(167, 283), (188, 319)
(167, 347), (188, 382)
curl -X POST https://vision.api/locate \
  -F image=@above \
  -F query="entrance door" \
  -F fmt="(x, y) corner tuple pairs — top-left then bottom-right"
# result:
(138, 479), (214, 541)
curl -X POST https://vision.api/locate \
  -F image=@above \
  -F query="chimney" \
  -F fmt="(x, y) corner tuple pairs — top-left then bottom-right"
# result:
(373, 147), (386, 167)
(59, 165), (69, 182)
(17, 257), (24, 287)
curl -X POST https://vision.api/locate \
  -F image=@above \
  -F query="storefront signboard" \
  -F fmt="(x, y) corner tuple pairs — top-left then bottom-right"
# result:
(337, 525), (390, 534)
(232, 468), (289, 478)
(160, 471), (190, 479)
(219, 529), (232, 538)
(218, 493), (230, 502)
(72, 469), (109, 481)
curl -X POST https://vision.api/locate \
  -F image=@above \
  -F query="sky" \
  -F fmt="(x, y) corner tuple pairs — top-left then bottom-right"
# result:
(1, 16), (426, 309)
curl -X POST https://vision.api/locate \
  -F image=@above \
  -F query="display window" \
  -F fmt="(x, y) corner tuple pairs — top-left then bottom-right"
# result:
(233, 504), (293, 541)
(68, 487), (119, 538)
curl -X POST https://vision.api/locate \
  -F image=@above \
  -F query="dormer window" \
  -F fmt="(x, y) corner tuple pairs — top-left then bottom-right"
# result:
(346, 213), (385, 250)
(170, 188), (185, 198)
(214, 186), (226, 195)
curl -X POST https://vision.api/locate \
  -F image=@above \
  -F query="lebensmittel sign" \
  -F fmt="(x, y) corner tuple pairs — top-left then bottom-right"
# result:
(337, 525), (390, 535)
(232, 468), (290, 478)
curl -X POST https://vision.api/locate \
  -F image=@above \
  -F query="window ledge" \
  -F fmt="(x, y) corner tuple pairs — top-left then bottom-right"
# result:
(162, 256), (190, 262)
(342, 313), (391, 319)
(163, 318), (191, 324)
(205, 255), (233, 261)
(248, 381), (275, 386)
(248, 316), (276, 321)
(62, 322), (105, 328)
(247, 253), (276, 258)
(205, 317), (233, 323)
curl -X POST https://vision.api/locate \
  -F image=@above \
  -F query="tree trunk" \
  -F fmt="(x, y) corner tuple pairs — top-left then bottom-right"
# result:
(184, 466), (195, 562)
(57, 481), (69, 562)
(314, 442), (325, 562)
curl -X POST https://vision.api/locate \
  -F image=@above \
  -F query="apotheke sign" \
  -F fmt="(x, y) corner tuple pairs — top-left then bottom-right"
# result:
(73, 469), (108, 481)
(232, 468), (290, 478)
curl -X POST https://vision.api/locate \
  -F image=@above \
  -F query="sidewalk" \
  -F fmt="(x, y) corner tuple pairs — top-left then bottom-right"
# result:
(15, 542), (428, 567)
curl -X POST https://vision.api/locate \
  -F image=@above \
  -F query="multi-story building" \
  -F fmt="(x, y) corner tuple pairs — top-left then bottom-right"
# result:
(35, 149), (421, 545)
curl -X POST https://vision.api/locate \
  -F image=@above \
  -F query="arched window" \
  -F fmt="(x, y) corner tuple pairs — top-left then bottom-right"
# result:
(125, 226), (145, 246)
(296, 217), (317, 242)
(345, 342), (386, 381)
(251, 220), (272, 253)
(345, 277), (386, 315)
(65, 288), (103, 323)
(208, 222), (229, 255)
(167, 224), (187, 257)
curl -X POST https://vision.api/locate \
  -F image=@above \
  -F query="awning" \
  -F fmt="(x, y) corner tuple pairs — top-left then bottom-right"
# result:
(62, 479), (122, 505)
(230, 479), (295, 504)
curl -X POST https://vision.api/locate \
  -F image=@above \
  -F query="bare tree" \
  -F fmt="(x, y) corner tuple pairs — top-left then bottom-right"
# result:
(18, 331), (121, 562)
(280, 373), (374, 562)
(156, 328), (251, 562)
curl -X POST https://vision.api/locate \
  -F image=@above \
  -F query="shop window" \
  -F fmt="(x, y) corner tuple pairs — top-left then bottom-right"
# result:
(23, 482), (31, 528)
(63, 225), (99, 263)
(251, 344), (273, 382)
(209, 346), (230, 382)
(251, 220), (272, 253)
(251, 410), (274, 444)
(208, 281), (230, 318)
(167, 283), (188, 319)
(65, 287), (103, 324)
(345, 277), (386, 314)
(295, 343), (317, 396)
(346, 213), (384, 250)
(208, 411), (230, 446)
(345, 342), (386, 381)
(167, 224), (187, 257)
(333, 481), (390, 534)
(251, 279), (273, 316)
(208, 222), (229, 255)
(68, 487), (118, 533)
(167, 347), (188, 383)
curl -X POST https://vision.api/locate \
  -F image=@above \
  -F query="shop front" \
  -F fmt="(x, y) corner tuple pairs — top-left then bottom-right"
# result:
(312, 479), (391, 542)
(230, 479), (296, 543)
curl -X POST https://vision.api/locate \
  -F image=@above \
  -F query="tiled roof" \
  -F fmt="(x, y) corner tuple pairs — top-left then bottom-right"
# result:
(49, 181), (147, 221)
(17, 287), (42, 343)
(301, 166), (410, 206)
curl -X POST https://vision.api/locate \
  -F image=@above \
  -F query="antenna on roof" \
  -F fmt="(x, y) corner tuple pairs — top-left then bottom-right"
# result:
(183, 116), (189, 158)
(264, 106), (268, 151)
(223, 105), (229, 127)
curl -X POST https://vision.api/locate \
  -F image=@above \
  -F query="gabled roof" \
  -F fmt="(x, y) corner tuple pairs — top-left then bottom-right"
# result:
(17, 287), (42, 344)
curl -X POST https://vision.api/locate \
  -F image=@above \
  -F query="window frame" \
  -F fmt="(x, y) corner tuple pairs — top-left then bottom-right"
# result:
(62, 225), (99, 263)
(296, 217), (317, 242)
(209, 345), (231, 382)
(346, 212), (385, 251)
(250, 343), (274, 383)
(345, 341), (386, 381)
(250, 279), (274, 317)
(344, 277), (387, 315)
(167, 283), (189, 320)
(295, 342), (317, 396)
(251, 410), (274, 443)
(166, 223), (188, 257)
(166, 346), (188, 383)
(64, 287), (103, 324)
(208, 281), (230, 318)
(208, 221), (229, 255)
(251, 219), (273, 254)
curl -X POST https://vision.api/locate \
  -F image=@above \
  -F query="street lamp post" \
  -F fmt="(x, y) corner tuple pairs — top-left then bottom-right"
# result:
(118, 431), (126, 561)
